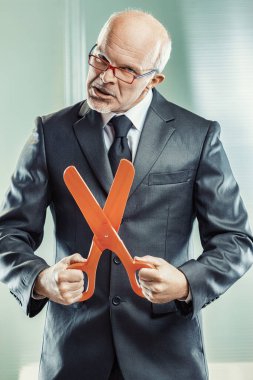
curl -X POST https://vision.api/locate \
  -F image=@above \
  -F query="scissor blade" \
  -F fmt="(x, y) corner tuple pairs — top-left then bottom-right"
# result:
(104, 159), (135, 231)
(64, 166), (111, 238)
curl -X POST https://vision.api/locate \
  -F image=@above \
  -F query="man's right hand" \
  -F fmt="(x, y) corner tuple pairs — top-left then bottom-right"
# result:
(33, 253), (86, 305)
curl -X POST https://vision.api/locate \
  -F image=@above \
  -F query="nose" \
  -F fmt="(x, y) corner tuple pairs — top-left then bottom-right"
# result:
(100, 67), (116, 84)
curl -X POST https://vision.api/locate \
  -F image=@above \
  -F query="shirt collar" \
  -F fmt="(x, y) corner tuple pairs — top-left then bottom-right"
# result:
(101, 90), (153, 131)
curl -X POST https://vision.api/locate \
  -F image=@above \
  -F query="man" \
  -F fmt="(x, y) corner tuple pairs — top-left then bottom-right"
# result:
(0, 9), (252, 380)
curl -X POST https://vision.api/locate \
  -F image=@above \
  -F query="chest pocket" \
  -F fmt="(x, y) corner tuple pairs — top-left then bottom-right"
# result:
(148, 169), (194, 186)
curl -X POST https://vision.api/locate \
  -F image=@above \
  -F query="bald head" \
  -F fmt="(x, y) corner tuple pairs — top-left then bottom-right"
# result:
(97, 10), (172, 72)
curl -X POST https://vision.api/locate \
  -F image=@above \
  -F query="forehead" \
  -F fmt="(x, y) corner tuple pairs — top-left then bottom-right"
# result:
(97, 21), (156, 69)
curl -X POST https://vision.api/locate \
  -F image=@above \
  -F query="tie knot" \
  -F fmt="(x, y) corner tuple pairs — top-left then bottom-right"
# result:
(110, 115), (132, 137)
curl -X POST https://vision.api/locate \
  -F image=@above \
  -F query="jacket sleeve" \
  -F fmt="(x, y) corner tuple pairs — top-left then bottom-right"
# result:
(0, 118), (51, 317)
(177, 121), (253, 319)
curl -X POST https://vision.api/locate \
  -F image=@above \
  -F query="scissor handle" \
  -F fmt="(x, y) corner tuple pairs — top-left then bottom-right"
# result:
(67, 261), (92, 301)
(68, 260), (95, 302)
(128, 259), (154, 298)
(68, 255), (154, 300)
(67, 242), (102, 301)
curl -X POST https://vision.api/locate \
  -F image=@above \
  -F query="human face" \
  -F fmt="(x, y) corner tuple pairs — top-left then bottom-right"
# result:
(86, 26), (164, 113)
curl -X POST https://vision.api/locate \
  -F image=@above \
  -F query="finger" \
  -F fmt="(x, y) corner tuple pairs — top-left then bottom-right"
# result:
(138, 267), (160, 282)
(62, 288), (84, 304)
(141, 287), (152, 301)
(63, 253), (86, 265)
(55, 268), (84, 284)
(138, 279), (154, 287)
(139, 278), (162, 295)
(139, 280), (150, 292)
(58, 279), (84, 293)
(67, 287), (84, 298)
(67, 269), (85, 282)
(72, 292), (85, 304)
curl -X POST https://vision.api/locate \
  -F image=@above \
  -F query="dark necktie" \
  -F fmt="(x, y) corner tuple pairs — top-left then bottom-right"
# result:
(108, 115), (132, 176)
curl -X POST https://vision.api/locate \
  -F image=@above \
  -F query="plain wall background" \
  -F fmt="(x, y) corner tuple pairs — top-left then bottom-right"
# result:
(0, 1), (253, 379)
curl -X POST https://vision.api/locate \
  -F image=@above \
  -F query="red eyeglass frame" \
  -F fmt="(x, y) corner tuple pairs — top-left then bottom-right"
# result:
(88, 44), (158, 84)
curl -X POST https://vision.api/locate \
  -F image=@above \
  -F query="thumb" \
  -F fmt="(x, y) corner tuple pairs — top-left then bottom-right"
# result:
(134, 255), (163, 267)
(64, 253), (86, 265)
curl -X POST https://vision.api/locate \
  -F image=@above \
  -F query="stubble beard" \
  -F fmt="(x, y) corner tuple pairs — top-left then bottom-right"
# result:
(86, 76), (116, 113)
(86, 96), (113, 114)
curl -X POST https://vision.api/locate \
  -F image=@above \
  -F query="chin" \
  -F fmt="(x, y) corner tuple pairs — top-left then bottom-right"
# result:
(87, 96), (114, 114)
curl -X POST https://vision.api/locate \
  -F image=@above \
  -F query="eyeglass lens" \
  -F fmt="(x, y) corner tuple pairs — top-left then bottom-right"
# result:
(89, 55), (134, 83)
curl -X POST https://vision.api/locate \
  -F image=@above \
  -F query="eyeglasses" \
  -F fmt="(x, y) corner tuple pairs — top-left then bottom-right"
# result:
(88, 44), (158, 84)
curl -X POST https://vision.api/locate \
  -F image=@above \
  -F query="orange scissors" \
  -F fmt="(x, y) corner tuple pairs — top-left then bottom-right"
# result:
(63, 159), (153, 301)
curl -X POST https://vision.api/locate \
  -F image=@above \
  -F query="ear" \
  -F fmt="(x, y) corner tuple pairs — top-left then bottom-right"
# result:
(147, 74), (165, 90)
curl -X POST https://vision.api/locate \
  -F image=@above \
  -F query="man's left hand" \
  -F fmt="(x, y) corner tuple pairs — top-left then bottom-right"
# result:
(135, 255), (189, 303)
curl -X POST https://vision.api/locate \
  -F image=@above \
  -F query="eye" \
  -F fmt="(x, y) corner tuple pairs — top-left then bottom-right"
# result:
(94, 56), (102, 63)
(122, 67), (137, 74)
(98, 54), (109, 63)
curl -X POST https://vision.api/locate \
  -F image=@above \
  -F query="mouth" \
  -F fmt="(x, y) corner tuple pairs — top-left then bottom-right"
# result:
(91, 85), (115, 98)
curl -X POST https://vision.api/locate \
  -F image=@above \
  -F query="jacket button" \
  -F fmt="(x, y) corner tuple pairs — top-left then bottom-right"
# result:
(112, 296), (121, 306)
(113, 256), (121, 265)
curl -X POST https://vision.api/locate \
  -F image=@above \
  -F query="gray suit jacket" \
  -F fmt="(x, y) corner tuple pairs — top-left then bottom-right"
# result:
(0, 89), (252, 380)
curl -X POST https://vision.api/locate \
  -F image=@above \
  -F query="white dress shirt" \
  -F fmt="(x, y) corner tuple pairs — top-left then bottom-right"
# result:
(101, 90), (153, 161)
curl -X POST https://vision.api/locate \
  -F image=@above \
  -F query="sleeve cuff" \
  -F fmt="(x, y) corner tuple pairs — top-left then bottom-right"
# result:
(177, 288), (192, 303)
(31, 282), (46, 300)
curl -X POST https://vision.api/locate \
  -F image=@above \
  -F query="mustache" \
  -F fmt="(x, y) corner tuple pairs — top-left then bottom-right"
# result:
(91, 84), (116, 97)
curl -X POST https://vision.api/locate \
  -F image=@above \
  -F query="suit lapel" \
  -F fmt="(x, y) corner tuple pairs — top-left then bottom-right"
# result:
(129, 90), (175, 197)
(73, 103), (113, 194)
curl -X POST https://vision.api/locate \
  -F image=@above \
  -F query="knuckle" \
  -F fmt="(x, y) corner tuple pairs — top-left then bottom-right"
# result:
(138, 269), (146, 279)
(152, 286), (159, 293)
(64, 295), (73, 305)
(63, 300), (71, 306)
(58, 283), (67, 293)
(154, 276), (162, 284)
(76, 291), (83, 299)
(144, 255), (152, 260)
(72, 252), (81, 260)
(152, 284), (162, 293)
(77, 272), (84, 281)
(56, 271), (65, 283)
